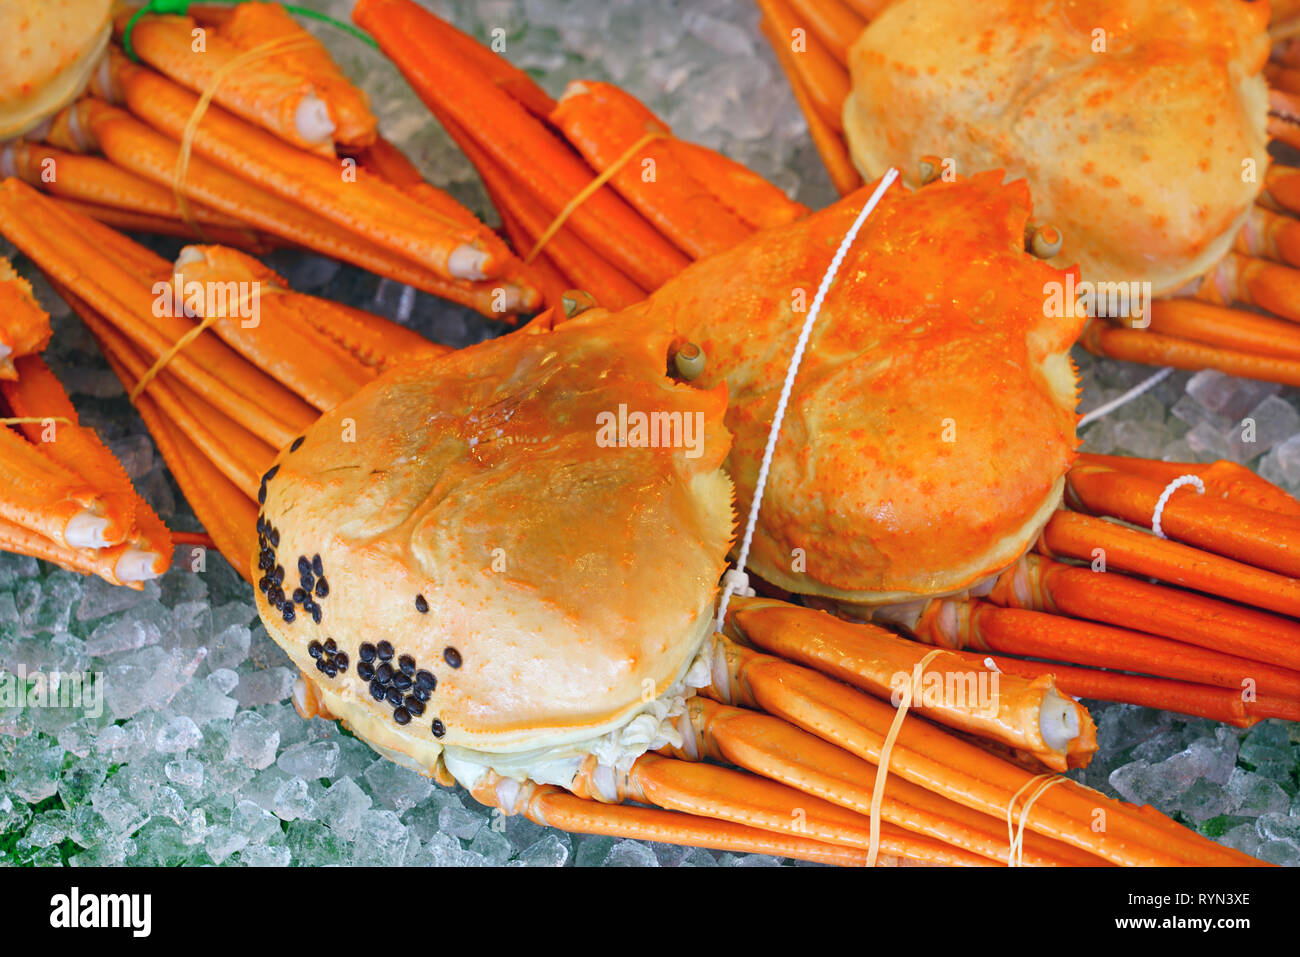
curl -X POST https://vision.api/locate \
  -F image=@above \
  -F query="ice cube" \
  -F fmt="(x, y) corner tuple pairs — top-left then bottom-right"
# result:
(278, 740), (339, 781)
(516, 831), (570, 867)
(155, 715), (202, 754)
(603, 839), (659, 866)
(351, 809), (411, 866)
(363, 758), (434, 814)
(164, 758), (204, 789)
(1224, 767), (1291, 817)
(317, 777), (371, 841)
(229, 711), (281, 770)
(204, 824), (248, 865)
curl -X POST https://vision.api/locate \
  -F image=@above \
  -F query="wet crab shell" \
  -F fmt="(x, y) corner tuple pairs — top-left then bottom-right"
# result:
(630, 172), (1084, 607)
(0, 0), (113, 141)
(843, 0), (1270, 296)
(253, 308), (734, 774)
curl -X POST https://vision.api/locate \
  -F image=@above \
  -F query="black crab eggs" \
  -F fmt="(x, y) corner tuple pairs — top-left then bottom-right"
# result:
(254, 457), (458, 742)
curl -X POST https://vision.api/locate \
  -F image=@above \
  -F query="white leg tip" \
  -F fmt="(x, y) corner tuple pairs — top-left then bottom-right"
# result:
(65, 511), (112, 549)
(448, 245), (490, 281)
(114, 547), (163, 582)
(295, 94), (336, 146)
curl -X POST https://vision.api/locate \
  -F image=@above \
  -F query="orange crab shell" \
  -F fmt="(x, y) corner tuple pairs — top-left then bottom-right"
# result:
(0, 0), (113, 141)
(627, 171), (1085, 606)
(843, 0), (1271, 296)
(253, 307), (735, 771)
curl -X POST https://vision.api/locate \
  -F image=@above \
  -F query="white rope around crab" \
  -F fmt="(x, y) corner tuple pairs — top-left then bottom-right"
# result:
(1151, 473), (1205, 539)
(715, 168), (900, 631)
(1076, 365), (1173, 429)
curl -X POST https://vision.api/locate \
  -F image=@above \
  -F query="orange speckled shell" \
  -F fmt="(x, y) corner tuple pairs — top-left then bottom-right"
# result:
(844, 0), (1270, 296)
(628, 172), (1084, 603)
(255, 308), (734, 764)
(0, 0), (112, 140)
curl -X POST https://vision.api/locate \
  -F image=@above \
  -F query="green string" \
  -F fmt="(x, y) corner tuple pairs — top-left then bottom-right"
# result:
(122, 1), (377, 62)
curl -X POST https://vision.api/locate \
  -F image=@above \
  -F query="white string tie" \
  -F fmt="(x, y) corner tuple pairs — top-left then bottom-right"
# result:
(716, 169), (900, 631)
(1151, 474), (1205, 539)
(1077, 366), (1172, 429)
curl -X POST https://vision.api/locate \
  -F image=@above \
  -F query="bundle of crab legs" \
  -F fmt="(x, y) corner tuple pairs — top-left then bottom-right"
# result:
(0, 0), (1296, 867)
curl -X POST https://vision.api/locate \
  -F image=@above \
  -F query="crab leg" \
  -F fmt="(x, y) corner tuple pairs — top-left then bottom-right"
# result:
(65, 291), (260, 582)
(754, 0), (850, 132)
(1235, 203), (1300, 266)
(990, 554), (1300, 673)
(1039, 510), (1300, 619)
(106, 54), (519, 287)
(1073, 453), (1300, 514)
(0, 425), (117, 549)
(472, 776), (891, 867)
(192, 1), (379, 149)
(550, 82), (758, 259)
(67, 97), (527, 316)
(980, 655), (1255, 727)
(1142, 300), (1300, 363)
(585, 752), (990, 865)
(758, 11), (862, 195)
(705, 636), (1257, 865)
(119, 9), (349, 156)
(0, 181), (312, 449)
(286, 297), (450, 373)
(671, 140), (809, 230)
(0, 514), (161, 588)
(0, 260), (51, 379)
(353, 0), (692, 292)
(1, 354), (170, 563)
(912, 598), (1300, 705)
(74, 300), (275, 500)
(2, 140), (248, 232)
(784, 0), (868, 62)
(1187, 250), (1300, 322)
(1065, 460), (1300, 576)
(1261, 163), (1300, 213)
(52, 198), (276, 253)
(449, 112), (647, 310)
(164, 245), (376, 411)
(727, 597), (1097, 771)
(675, 696), (1105, 865)
(353, 4), (557, 121)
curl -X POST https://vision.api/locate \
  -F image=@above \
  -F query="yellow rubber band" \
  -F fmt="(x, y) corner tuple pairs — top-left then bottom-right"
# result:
(0, 416), (73, 426)
(526, 129), (670, 264)
(867, 647), (944, 867)
(1005, 772), (1066, 867)
(172, 34), (319, 228)
(128, 285), (284, 402)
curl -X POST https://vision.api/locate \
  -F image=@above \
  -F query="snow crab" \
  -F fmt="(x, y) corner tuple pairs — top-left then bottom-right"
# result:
(754, 0), (1300, 388)
(362, 0), (1300, 731)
